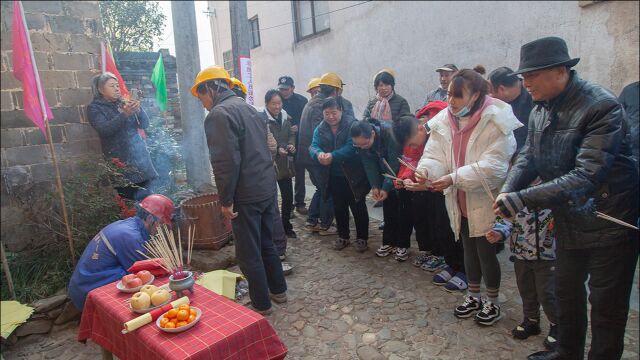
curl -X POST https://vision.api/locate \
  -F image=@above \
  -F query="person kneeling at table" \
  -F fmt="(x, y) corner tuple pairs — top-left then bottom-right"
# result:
(68, 194), (175, 311)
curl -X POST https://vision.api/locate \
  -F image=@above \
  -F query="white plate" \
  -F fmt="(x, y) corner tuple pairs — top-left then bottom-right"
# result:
(156, 307), (202, 333)
(115, 275), (155, 293)
(128, 294), (173, 314)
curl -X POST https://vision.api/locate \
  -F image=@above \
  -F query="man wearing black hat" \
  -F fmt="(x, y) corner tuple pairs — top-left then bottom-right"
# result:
(422, 64), (458, 106)
(278, 76), (309, 215)
(494, 36), (638, 360)
(489, 66), (534, 153)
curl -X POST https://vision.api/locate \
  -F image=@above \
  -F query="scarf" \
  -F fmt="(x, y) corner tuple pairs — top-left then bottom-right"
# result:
(447, 95), (494, 217)
(370, 91), (394, 121)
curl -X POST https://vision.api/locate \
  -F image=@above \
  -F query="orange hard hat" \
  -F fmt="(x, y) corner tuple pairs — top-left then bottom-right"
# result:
(191, 66), (232, 97)
(139, 194), (175, 224)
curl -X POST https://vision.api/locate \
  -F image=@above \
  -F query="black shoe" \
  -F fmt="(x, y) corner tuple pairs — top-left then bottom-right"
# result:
(512, 318), (541, 339)
(527, 351), (565, 360)
(378, 221), (385, 230)
(454, 295), (483, 318)
(543, 324), (558, 350)
(286, 230), (297, 238)
(474, 300), (501, 326)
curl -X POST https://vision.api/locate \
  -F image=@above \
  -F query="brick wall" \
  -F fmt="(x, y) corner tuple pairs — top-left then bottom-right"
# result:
(0, 1), (103, 251)
(115, 49), (182, 135)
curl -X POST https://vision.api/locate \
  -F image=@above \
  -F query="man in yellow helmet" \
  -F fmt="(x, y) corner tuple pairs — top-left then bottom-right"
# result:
(306, 77), (321, 97)
(192, 66), (287, 315)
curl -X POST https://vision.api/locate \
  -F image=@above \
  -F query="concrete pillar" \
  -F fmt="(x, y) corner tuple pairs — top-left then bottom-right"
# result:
(171, 1), (213, 192)
(229, 0), (251, 78)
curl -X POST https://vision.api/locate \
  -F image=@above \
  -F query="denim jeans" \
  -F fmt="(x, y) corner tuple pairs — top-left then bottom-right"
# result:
(305, 165), (334, 228)
(232, 197), (287, 311)
(271, 191), (287, 257)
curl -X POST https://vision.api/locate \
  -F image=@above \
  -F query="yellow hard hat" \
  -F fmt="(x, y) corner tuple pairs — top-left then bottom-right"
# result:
(230, 77), (247, 96)
(306, 77), (321, 93)
(374, 68), (396, 81)
(191, 66), (232, 97)
(319, 72), (344, 90)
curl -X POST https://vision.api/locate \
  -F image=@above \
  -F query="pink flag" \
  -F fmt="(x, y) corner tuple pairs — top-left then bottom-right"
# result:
(12, 0), (53, 137)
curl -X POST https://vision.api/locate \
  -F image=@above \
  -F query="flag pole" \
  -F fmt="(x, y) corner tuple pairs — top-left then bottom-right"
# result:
(101, 41), (106, 73)
(18, 0), (75, 264)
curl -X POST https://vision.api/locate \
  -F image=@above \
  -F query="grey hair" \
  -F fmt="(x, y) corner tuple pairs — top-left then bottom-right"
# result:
(91, 72), (118, 98)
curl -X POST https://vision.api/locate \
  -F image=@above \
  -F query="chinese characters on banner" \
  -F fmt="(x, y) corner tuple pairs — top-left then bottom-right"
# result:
(239, 56), (254, 105)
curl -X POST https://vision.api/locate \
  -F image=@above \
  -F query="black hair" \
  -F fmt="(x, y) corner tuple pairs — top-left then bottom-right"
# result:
(449, 69), (489, 115)
(350, 120), (374, 139)
(374, 71), (395, 89)
(319, 84), (337, 96)
(392, 115), (419, 146)
(488, 66), (520, 88)
(322, 97), (342, 111)
(264, 89), (282, 104)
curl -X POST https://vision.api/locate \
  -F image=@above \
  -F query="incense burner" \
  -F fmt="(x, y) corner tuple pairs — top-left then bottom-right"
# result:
(169, 271), (194, 296)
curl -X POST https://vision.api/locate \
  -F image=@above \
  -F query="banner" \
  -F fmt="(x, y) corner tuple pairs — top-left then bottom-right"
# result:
(238, 56), (254, 105)
(150, 52), (168, 112)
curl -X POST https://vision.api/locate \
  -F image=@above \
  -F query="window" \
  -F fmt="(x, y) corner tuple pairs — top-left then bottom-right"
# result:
(249, 16), (261, 48)
(223, 50), (234, 78)
(293, 1), (330, 41)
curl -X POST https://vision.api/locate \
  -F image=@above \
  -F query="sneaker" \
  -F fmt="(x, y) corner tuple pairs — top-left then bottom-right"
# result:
(281, 262), (293, 276)
(543, 324), (558, 351)
(378, 221), (385, 230)
(354, 238), (368, 253)
(286, 229), (297, 238)
(318, 226), (338, 236)
(454, 295), (483, 318)
(394, 248), (409, 261)
(412, 252), (432, 267)
(512, 318), (541, 339)
(270, 292), (288, 304)
(444, 272), (468, 292)
(474, 300), (501, 326)
(279, 253), (286, 261)
(334, 237), (350, 250)
(433, 266), (455, 285)
(296, 206), (309, 215)
(305, 222), (318, 231)
(375, 245), (395, 257)
(421, 256), (446, 272)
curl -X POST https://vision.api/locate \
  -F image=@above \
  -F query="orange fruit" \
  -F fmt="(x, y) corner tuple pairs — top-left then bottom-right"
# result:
(166, 309), (178, 319)
(187, 314), (196, 323)
(176, 309), (189, 321)
(164, 322), (176, 329)
(176, 321), (188, 328)
(178, 304), (190, 312)
(170, 318), (178, 325)
(159, 318), (170, 327)
(189, 308), (197, 317)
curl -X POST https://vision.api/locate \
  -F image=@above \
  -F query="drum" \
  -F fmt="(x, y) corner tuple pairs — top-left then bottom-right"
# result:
(178, 193), (232, 250)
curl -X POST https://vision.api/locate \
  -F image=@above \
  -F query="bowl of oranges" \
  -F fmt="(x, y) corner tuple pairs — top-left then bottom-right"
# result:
(156, 304), (201, 333)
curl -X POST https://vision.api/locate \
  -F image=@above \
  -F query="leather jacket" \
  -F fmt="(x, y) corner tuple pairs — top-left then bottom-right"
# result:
(502, 71), (638, 249)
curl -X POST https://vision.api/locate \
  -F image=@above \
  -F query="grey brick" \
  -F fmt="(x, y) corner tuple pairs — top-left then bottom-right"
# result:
(1, 70), (22, 90)
(0, 29), (11, 51)
(0, 110), (33, 129)
(12, 89), (59, 109)
(1, 165), (32, 188)
(3, 144), (50, 166)
(23, 1), (62, 15)
(25, 13), (46, 31)
(1, 128), (25, 148)
(52, 53), (90, 71)
(40, 70), (76, 89)
(64, 123), (97, 140)
(30, 32), (70, 53)
(50, 106), (81, 124)
(1, 90), (13, 111)
(58, 88), (92, 106)
(64, 1), (100, 19)
(47, 15), (85, 34)
(75, 70), (99, 88)
(31, 161), (72, 183)
(4, 51), (51, 71)
(68, 34), (99, 53)
(24, 125), (65, 146)
(59, 139), (101, 158)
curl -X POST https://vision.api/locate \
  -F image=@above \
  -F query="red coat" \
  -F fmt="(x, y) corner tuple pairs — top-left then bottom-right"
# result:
(395, 144), (425, 187)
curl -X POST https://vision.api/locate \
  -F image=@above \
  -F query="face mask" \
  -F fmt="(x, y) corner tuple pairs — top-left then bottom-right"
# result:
(449, 96), (477, 117)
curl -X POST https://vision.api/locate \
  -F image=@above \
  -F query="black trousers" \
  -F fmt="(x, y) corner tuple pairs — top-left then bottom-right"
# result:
(555, 237), (638, 360)
(382, 190), (411, 248)
(329, 176), (369, 240)
(277, 178), (294, 233)
(294, 161), (306, 208)
(408, 191), (444, 255)
(428, 191), (463, 273)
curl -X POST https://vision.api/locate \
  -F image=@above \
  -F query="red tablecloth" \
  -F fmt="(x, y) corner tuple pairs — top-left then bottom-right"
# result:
(78, 277), (287, 360)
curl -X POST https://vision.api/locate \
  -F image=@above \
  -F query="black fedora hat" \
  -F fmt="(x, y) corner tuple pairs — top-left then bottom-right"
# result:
(513, 36), (580, 75)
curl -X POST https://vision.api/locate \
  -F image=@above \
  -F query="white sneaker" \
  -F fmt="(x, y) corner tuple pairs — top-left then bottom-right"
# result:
(394, 248), (409, 261)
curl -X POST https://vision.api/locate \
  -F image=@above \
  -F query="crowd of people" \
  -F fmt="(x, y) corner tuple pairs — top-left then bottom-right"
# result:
(76, 35), (638, 360)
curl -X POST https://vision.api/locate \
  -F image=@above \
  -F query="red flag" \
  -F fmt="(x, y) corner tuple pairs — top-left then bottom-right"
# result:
(12, 0), (53, 137)
(102, 42), (129, 98)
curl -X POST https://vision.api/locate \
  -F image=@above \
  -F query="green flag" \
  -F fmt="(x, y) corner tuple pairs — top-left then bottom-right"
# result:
(150, 53), (167, 112)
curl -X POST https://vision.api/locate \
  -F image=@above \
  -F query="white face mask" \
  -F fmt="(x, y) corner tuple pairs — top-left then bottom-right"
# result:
(449, 95), (478, 117)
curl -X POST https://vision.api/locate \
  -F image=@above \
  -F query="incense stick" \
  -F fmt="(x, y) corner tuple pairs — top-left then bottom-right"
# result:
(382, 173), (402, 181)
(382, 158), (396, 176)
(595, 211), (639, 231)
(397, 157), (418, 172)
(472, 162), (495, 202)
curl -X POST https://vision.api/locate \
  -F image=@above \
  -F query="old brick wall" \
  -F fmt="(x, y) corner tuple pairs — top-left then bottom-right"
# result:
(0, 1), (103, 251)
(115, 49), (181, 135)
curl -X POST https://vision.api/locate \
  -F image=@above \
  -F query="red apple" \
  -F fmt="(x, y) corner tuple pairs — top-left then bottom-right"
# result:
(136, 270), (153, 284)
(122, 274), (137, 287)
(125, 277), (143, 289)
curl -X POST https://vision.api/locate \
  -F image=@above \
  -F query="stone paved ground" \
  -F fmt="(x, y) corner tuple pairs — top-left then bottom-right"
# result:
(3, 210), (639, 360)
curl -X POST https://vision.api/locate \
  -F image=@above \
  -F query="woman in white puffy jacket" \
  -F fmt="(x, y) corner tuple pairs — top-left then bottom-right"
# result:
(416, 69), (522, 326)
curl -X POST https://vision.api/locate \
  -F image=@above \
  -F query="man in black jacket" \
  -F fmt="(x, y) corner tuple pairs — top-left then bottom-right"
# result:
(193, 66), (287, 315)
(494, 37), (638, 360)
(278, 76), (309, 215)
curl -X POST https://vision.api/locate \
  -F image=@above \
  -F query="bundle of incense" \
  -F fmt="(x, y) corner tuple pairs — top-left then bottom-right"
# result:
(381, 158), (396, 176)
(121, 296), (189, 334)
(397, 157), (418, 172)
(595, 211), (639, 231)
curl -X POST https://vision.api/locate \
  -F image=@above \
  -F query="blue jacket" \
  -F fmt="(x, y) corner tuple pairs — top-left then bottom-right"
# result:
(358, 120), (402, 192)
(68, 217), (150, 310)
(87, 98), (158, 184)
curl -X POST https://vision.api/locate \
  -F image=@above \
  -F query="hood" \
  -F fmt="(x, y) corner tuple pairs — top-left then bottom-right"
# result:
(428, 97), (523, 136)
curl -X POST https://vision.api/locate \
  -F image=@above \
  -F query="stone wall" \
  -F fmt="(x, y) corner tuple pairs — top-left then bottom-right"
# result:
(0, 1), (103, 251)
(115, 49), (182, 135)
